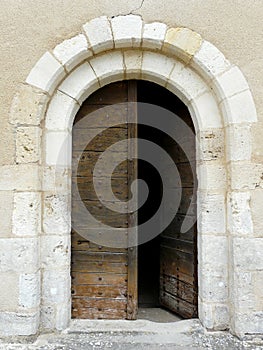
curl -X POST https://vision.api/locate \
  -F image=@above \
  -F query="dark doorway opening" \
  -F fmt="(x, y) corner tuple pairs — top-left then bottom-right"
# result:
(137, 81), (198, 318)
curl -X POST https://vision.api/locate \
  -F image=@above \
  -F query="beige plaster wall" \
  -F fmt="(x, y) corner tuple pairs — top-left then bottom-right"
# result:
(0, 0), (262, 166)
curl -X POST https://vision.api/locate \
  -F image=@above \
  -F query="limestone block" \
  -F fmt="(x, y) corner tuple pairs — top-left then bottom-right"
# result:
(12, 192), (41, 237)
(167, 64), (208, 105)
(226, 124), (251, 161)
(41, 235), (70, 268)
(46, 91), (79, 131)
(0, 311), (39, 336)
(111, 15), (143, 48)
(197, 162), (226, 191)
(198, 128), (224, 161)
(198, 299), (214, 329)
(42, 269), (70, 304)
(0, 165), (40, 191)
(53, 34), (92, 72)
(0, 273), (19, 311)
(199, 235), (228, 274)
(89, 51), (125, 86)
(199, 270), (228, 303)
(230, 162), (263, 190)
(40, 305), (55, 330)
(220, 90), (257, 125)
(43, 194), (70, 234)
(19, 271), (40, 309)
(213, 66), (249, 102)
(213, 305), (229, 331)
(142, 22), (167, 50)
(250, 189), (263, 237)
(233, 312), (263, 337)
(56, 303), (70, 331)
(232, 237), (263, 270)
(124, 50), (143, 79)
(163, 27), (202, 63)
(188, 92), (223, 131)
(231, 271), (255, 312)
(254, 271), (263, 307)
(42, 166), (70, 193)
(58, 63), (99, 104)
(197, 193), (226, 234)
(83, 16), (114, 54)
(0, 191), (13, 237)
(191, 40), (231, 79)
(9, 84), (49, 126)
(16, 126), (41, 163)
(0, 237), (39, 273)
(227, 192), (253, 235)
(141, 51), (175, 86)
(45, 131), (71, 166)
(26, 52), (66, 94)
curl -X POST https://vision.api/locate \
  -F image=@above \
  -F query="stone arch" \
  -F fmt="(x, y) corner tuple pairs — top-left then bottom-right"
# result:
(9, 15), (257, 337)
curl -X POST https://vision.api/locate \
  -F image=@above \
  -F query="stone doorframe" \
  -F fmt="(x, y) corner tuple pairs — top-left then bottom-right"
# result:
(8, 15), (258, 338)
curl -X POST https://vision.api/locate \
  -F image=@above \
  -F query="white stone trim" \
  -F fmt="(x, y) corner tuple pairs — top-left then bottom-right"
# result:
(7, 14), (258, 338)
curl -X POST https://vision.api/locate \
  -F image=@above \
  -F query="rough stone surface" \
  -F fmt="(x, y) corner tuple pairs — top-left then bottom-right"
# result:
(58, 63), (99, 104)
(163, 27), (202, 63)
(111, 15), (143, 48)
(0, 319), (262, 349)
(12, 192), (41, 237)
(83, 16), (113, 54)
(9, 84), (49, 126)
(26, 52), (66, 94)
(143, 22), (167, 50)
(16, 127), (41, 164)
(53, 34), (91, 72)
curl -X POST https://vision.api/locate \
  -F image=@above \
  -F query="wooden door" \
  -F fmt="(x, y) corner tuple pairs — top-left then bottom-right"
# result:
(136, 80), (198, 318)
(159, 112), (198, 318)
(71, 81), (138, 319)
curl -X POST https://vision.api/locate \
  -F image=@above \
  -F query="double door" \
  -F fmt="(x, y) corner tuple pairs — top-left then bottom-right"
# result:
(71, 80), (198, 320)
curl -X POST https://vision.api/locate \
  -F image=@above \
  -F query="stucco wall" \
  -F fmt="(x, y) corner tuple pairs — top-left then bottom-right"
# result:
(0, 0), (263, 165)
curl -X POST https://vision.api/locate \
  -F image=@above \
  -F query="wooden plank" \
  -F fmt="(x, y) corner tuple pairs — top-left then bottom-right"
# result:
(162, 215), (196, 241)
(72, 151), (128, 178)
(71, 272), (127, 285)
(160, 275), (197, 304)
(72, 200), (128, 228)
(71, 260), (128, 274)
(160, 236), (194, 255)
(71, 233), (127, 253)
(80, 81), (128, 105)
(160, 291), (197, 318)
(72, 127), (128, 151)
(72, 176), (128, 201)
(72, 307), (126, 319)
(74, 104), (128, 128)
(71, 284), (127, 298)
(160, 246), (195, 277)
(72, 251), (128, 263)
(127, 80), (138, 320)
(72, 297), (127, 310)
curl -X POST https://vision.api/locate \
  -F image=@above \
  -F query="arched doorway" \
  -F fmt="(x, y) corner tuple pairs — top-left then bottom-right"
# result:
(71, 80), (198, 320)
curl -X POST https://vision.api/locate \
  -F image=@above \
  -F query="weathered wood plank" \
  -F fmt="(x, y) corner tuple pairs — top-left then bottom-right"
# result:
(160, 275), (197, 304)
(74, 104), (128, 128)
(71, 260), (128, 274)
(71, 284), (127, 298)
(72, 307), (127, 319)
(72, 176), (128, 201)
(160, 291), (197, 318)
(72, 151), (128, 178)
(72, 272), (127, 285)
(72, 127), (128, 151)
(72, 251), (128, 263)
(72, 297), (127, 310)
